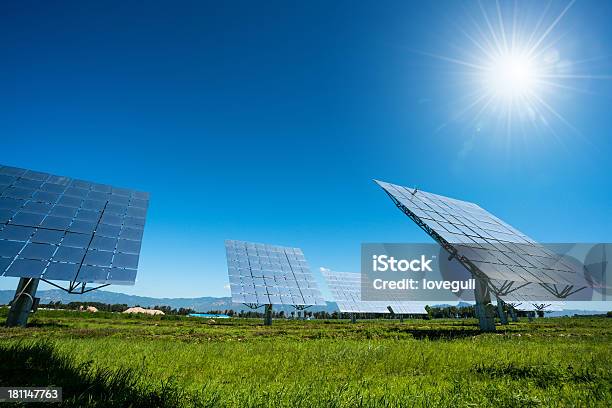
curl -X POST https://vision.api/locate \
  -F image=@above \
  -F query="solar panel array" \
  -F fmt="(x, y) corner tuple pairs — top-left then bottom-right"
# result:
(0, 165), (149, 285)
(226, 240), (326, 306)
(375, 180), (578, 291)
(322, 270), (427, 314)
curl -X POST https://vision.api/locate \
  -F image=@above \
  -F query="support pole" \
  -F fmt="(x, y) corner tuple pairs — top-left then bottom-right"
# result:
(510, 308), (518, 322)
(528, 311), (535, 321)
(350, 313), (356, 323)
(6, 278), (39, 327)
(474, 278), (495, 332)
(399, 314), (404, 323)
(263, 304), (272, 326)
(496, 296), (508, 325)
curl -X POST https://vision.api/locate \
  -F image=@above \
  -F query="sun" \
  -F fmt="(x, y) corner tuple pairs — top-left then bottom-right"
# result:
(484, 51), (540, 101)
(421, 0), (610, 136)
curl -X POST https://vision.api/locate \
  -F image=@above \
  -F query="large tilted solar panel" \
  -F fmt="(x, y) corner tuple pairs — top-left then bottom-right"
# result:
(0, 165), (149, 285)
(322, 270), (427, 314)
(225, 240), (326, 306)
(375, 180), (578, 287)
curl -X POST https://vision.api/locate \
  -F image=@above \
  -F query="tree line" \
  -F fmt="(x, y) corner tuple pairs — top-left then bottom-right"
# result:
(39, 301), (195, 315)
(38, 301), (567, 319)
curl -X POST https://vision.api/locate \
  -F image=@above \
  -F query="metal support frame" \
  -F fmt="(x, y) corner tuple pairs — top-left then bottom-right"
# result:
(42, 278), (110, 294)
(486, 275), (586, 301)
(6, 277), (40, 327)
(510, 309), (518, 322)
(242, 303), (277, 325)
(533, 303), (551, 318)
(264, 304), (273, 326)
(538, 282), (585, 298)
(292, 304), (311, 320)
(496, 296), (508, 325)
(6, 275), (112, 327)
(387, 305), (404, 323)
(507, 302), (519, 322)
(533, 303), (551, 311)
(474, 278), (496, 332)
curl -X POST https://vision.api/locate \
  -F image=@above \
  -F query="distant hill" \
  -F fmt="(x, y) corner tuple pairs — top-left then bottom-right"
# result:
(0, 289), (337, 313)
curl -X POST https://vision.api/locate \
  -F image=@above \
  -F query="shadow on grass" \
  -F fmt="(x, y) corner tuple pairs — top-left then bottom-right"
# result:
(0, 342), (188, 407)
(383, 325), (509, 340)
(473, 362), (609, 389)
(24, 321), (70, 329)
(400, 328), (486, 340)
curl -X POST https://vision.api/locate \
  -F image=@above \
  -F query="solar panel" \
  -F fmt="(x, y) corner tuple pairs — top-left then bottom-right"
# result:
(375, 180), (582, 299)
(225, 240), (326, 306)
(0, 164), (149, 286)
(322, 270), (427, 314)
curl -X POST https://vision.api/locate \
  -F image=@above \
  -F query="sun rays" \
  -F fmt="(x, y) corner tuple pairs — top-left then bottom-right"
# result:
(426, 0), (610, 139)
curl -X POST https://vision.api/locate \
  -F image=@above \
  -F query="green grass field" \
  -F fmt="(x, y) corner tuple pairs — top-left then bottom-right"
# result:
(0, 309), (611, 407)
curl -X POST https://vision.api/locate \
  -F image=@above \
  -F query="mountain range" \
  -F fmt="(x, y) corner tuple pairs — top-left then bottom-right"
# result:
(0, 289), (336, 313)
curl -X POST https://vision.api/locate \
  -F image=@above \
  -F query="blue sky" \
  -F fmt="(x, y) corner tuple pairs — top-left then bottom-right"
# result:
(2, 1), (611, 301)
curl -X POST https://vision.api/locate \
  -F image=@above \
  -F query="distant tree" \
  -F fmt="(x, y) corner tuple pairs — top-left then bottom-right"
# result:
(313, 311), (327, 319)
(178, 307), (195, 315)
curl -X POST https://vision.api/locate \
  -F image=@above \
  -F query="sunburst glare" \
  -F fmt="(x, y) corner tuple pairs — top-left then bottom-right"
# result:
(484, 51), (540, 102)
(427, 0), (611, 138)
